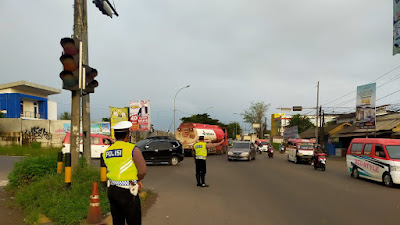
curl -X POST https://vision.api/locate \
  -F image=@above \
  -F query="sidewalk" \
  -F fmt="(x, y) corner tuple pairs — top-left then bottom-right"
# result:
(0, 187), (24, 225)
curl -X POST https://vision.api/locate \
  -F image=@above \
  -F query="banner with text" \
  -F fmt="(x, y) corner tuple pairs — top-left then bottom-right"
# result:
(394, 0), (400, 55)
(356, 83), (376, 129)
(129, 100), (151, 131)
(110, 107), (129, 139)
(283, 126), (298, 140)
(63, 122), (110, 135)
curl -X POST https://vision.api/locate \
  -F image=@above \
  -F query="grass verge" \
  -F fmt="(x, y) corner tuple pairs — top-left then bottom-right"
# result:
(0, 144), (60, 157)
(7, 154), (154, 225)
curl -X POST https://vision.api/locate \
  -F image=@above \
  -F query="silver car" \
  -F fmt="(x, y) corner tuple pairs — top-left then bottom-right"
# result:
(228, 141), (256, 161)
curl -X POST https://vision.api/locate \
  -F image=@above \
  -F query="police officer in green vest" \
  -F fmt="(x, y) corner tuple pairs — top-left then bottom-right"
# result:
(103, 121), (147, 225)
(193, 136), (209, 187)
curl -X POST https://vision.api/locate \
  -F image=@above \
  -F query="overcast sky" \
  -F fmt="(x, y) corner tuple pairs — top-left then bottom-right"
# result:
(1, 1), (400, 131)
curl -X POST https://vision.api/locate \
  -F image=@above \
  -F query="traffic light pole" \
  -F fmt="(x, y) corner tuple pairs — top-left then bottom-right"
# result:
(80, 0), (92, 165)
(72, 0), (91, 168)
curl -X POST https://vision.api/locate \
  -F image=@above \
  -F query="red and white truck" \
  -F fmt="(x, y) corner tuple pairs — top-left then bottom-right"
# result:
(175, 123), (228, 155)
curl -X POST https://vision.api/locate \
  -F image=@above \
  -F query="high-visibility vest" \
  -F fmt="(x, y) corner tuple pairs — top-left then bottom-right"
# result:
(103, 141), (138, 181)
(194, 141), (207, 160)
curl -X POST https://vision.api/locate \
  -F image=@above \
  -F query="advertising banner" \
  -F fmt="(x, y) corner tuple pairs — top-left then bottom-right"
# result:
(394, 0), (400, 55)
(356, 83), (376, 129)
(110, 107), (129, 139)
(129, 100), (151, 131)
(63, 122), (110, 135)
(283, 126), (298, 140)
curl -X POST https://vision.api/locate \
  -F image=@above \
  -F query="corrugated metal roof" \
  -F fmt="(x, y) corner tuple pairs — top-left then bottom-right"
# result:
(299, 123), (346, 139)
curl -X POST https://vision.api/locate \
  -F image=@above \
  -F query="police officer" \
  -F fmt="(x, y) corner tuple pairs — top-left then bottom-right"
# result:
(103, 121), (147, 225)
(193, 136), (209, 187)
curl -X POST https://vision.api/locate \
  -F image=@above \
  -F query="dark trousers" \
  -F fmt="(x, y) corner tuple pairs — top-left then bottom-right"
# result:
(108, 185), (141, 225)
(195, 159), (207, 175)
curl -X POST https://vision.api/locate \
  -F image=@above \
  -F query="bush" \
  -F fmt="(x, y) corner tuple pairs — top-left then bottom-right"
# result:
(31, 142), (41, 149)
(12, 159), (110, 225)
(0, 145), (60, 157)
(7, 154), (58, 189)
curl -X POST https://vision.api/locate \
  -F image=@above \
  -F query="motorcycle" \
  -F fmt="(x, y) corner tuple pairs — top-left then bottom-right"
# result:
(313, 153), (326, 171)
(279, 146), (285, 154)
(257, 146), (263, 154)
(268, 148), (274, 158)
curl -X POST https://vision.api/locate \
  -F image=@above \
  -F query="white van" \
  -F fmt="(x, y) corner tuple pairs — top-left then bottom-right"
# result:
(286, 139), (315, 164)
(346, 138), (400, 187)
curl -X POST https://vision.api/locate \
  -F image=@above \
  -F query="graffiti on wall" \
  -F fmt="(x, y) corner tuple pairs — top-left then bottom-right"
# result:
(24, 126), (52, 142)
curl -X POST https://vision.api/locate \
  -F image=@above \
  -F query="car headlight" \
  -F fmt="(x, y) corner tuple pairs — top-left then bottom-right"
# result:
(391, 166), (400, 171)
(297, 152), (303, 156)
(241, 152), (249, 156)
(228, 151), (233, 156)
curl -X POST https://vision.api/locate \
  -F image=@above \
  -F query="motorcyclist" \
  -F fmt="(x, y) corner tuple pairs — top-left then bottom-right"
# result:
(311, 144), (323, 166)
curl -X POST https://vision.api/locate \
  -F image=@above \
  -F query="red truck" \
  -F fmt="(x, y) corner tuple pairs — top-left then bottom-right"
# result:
(175, 123), (228, 156)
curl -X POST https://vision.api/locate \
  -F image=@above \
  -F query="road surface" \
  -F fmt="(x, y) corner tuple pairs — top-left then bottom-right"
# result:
(142, 152), (400, 225)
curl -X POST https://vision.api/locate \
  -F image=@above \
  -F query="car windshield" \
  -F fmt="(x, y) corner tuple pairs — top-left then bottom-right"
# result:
(136, 140), (148, 150)
(298, 143), (314, 150)
(233, 142), (250, 149)
(260, 142), (268, 145)
(385, 145), (400, 159)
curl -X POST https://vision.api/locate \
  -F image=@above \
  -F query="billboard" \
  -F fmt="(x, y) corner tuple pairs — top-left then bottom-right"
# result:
(63, 122), (110, 135)
(394, 0), (400, 55)
(283, 126), (298, 140)
(129, 100), (151, 131)
(110, 107), (129, 139)
(356, 83), (376, 129)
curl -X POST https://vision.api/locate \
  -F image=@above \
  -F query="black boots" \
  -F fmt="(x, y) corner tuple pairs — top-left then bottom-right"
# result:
(196, 174), (201, 186)
(200, 174), (209, 187)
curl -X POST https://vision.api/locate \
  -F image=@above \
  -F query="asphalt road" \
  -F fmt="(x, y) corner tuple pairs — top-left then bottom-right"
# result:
(142, 152), (400, 225)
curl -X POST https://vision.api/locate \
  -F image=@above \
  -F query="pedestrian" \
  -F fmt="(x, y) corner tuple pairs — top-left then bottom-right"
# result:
(193, 136), (209, 187)
(103, 121), (147, 225)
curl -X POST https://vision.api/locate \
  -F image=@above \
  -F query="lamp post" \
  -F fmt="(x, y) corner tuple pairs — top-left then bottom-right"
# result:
(174, 85), (190, 137)
(233, 113), (242, 140)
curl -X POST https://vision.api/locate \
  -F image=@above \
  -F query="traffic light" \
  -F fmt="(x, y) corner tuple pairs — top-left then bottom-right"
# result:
(60, 37), (81, 91)
(93, 0), (114, 17)
(83, 65), (98, 94)
(292, 106), (303, 111)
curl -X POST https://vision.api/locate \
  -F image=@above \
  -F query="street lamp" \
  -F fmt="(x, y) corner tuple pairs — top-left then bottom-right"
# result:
(174, 85), (190, 137)
(233, 113), (242, 140)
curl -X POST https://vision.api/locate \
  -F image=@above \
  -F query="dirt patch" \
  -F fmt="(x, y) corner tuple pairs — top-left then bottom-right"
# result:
(141, 190), (158, 217)
(0, 187), (24, 225)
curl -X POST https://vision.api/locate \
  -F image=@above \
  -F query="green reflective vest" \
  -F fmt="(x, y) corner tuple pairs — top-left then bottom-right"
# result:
(103, 141), (138, 181)
(194, 141), (207, 160)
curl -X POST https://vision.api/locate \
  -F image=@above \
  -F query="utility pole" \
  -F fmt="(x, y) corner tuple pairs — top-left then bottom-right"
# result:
(73, 0), (91, 167)
(70, 0), (84, 169)
(315, 81), (319, 144)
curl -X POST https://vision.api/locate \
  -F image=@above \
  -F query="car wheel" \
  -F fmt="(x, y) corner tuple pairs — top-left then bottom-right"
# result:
(351, 167), (359, 179)
(228, 158), (232, 161)
(170, 156), (179, 166)
(383, 173), (393, 187)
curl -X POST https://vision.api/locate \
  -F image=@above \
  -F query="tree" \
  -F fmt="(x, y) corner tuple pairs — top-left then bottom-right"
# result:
(180, 113), (225, 127)
(242, 102), (270, 138)
(59, 112), (71, 120)
(287, 114), (315, 134)
(0, 112), (4, 118)
(102, 117), (111, 122)
(226, 122), (242, 139)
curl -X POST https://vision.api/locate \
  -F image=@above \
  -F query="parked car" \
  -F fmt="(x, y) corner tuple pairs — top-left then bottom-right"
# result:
(228, 141), (256, 161)
(347, 138), (400, 187)
(61, 132), (114, 158)
(136, 136), (184, 166)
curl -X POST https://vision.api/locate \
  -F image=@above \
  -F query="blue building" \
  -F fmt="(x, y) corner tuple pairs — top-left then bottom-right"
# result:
(0, 81), (61, 120)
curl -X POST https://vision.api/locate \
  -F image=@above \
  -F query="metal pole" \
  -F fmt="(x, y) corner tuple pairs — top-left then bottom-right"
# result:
(173, 85), (190, 137)
(315, 81), (319, 144)
(71, 0), (83, 169)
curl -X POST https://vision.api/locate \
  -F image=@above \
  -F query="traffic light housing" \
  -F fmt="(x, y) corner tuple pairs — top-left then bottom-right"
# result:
(292, 106), (303, 111)
(60, 37), (81, 91)
(83, 65), (98, 94)
(93, 0), (114, 17)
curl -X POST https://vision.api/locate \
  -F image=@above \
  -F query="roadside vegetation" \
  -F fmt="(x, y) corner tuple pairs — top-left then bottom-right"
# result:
(0, 143), (60, 156)
(4, 147), (153, 224)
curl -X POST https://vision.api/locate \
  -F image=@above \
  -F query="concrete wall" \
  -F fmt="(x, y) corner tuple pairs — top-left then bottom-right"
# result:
(0, 118), (69, 147)
(47, 101), (57, 120)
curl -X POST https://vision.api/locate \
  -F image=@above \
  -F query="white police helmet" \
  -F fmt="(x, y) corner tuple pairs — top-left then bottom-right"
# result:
(112, 121), (132, 130)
